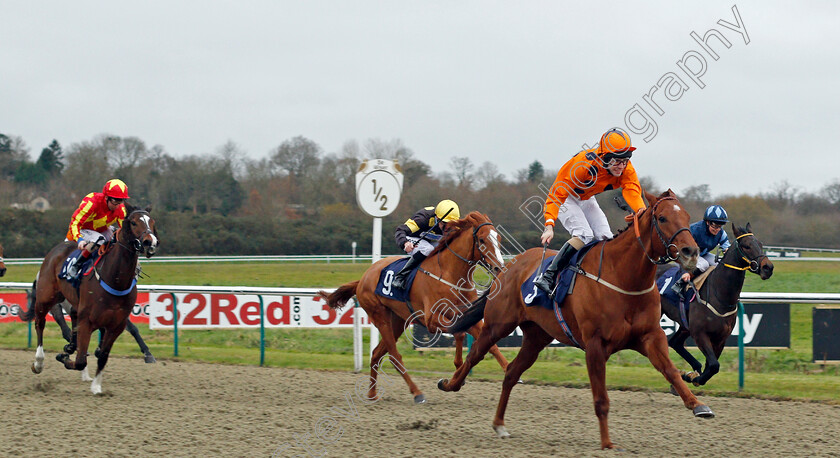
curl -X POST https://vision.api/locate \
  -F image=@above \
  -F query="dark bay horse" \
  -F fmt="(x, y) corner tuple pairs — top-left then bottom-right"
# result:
(19, 204), (158, 394)
(0, 242), (7, 277)
(437, 190), (714, 450)
(318, 212), (510, 404)
(661, 222), (773, 387)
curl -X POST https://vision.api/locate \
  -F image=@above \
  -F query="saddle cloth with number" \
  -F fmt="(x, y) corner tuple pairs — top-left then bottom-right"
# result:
(656, 266), (697, 326)
(521, 241), (599, 310)
(57, 249), (97, 289)
(374, 257), (422, 302)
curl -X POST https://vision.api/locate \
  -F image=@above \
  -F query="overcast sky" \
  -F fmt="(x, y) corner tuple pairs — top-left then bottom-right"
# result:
(2, 1), (838, 197)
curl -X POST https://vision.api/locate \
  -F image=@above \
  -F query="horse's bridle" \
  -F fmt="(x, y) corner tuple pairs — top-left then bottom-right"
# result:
(442, 222), (496, 271)
(723, 232), (768, 274)
(116, 210), (154, 254)
(635, 197), (692, 265)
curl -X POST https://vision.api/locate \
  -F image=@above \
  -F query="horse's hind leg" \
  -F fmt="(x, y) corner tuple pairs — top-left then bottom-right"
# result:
(366, 307), (422, 404)
(61, 320), (91, 375)
(50, 303), (72, 344)
(467, 322), (509, 370)
(491, 322), (552, 438)
(638, 331), (714, 418)
(31, 304), (49, 374)
(125, 319), (156, 363)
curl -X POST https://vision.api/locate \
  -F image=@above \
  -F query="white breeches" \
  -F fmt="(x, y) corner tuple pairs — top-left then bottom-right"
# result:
(696, 253), (716, 272)
(407, 237), (437, 256)
(557, 196), (612, 244)
(66, 228), (115, 251)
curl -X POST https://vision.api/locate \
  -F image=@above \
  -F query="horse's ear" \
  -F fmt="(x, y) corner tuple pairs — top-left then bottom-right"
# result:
(145, 205), (153, 213)
(124, 202), (136, 214)
(745, 222), (752, 234)
(643, 189), (658, 206)
(732, 222), (742, 237)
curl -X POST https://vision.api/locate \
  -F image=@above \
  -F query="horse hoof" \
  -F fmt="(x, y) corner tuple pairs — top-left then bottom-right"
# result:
(693, 405), (715, 418)
(94, 348), (102, 359)
(63, 344), (75, 354)
(414, 394), (426, 404)
(144, 353), (157, 364)
(437, 379), (447, 391)
(517, 378), (524, 384)
(31, 364), (42, 374)
(493, 425), (510, 438)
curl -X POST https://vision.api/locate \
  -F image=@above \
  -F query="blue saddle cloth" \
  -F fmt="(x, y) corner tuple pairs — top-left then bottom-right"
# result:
(522, 241), (598, 310)
(374, 257), (422, 302)
(58, 249), (96, 289)
(656, 266), (696, 327)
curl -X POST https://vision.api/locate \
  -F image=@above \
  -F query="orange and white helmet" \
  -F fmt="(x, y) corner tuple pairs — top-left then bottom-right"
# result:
(103, 179), (130, 199)
(598, 128), (636, 162)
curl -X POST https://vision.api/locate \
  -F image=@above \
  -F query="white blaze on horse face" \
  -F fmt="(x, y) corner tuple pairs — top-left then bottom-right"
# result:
(139, 215), (158, 246)
(488, 230), (504, 268)
(674, 204), (681, 212)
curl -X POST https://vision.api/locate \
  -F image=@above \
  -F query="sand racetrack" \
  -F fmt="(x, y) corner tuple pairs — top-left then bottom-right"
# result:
(2, 348), (839, 457)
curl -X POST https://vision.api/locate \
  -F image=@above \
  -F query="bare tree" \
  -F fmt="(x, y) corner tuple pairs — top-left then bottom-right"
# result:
(474, 161), (506, 189)
(449, 156), (475, 190)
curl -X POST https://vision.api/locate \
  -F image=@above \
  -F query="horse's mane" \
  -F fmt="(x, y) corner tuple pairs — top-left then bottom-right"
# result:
(426, 211), (490, 258)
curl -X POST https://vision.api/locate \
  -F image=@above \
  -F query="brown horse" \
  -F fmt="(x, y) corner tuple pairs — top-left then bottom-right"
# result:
(318, 211), (510, 404)
(661, 222), (773, 387)
(18, 204), (158, 394)
(0, 242), (6, 277)
(437, 190), (714, 450)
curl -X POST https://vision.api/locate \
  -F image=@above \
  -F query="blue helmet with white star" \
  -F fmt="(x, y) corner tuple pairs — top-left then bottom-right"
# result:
(703, 205), (729, 224)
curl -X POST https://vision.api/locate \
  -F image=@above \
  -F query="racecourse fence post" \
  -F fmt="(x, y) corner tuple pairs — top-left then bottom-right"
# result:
(259, 295), (265, 367)
(353, 297), (363, 373)
(466, 333), (474, 376)
(171, 292), (179, 357)
(27, 320), (32, 348)
(738, 301), (745, 391)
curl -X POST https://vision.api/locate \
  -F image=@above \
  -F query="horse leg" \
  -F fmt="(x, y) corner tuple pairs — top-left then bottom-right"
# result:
(437, 318), (518, 392)
(61, 320), (92, 376)
(638, 330), (714, 418)
(453, 332), (465, 369)
(491, 322), (553, 438)
(584, 336), (616, 450)
(367, 308), (423, 403)
(125, 319), (156, 363)
(31, 304), (49, 374)
(688, 333), (720, 386)
(90, 326), (124, 395)
(668, 326), (702, 376)
(50, 303), (73, 344)
(467, 321), (510, 370)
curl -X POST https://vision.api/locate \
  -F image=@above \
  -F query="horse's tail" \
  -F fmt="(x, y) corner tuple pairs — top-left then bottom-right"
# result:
(447, 288), (491, 334)
(17, 280), (38, 322)
(317, 281), (360, 310)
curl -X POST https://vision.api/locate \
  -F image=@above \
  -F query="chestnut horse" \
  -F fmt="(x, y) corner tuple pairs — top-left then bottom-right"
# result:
(661, 222), (773, 387)
(18, 204), (158, 394)
(437, 190), (714, 450)
(319, 212), (510, 404)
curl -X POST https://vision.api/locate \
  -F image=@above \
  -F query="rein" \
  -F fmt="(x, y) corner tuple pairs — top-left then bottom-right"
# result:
(632, 196), (691, 265)
(696, 232), (765, 318)
(723, 232), (768, 274)
(93, 210), (152, 296)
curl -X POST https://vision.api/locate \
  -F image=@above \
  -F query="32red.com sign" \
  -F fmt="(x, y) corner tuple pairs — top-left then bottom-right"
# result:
(147, 293), (369, 329)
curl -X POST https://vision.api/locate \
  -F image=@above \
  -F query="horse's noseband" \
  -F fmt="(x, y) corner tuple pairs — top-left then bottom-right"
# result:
(731, 233), (768, 274)
(444, 222), (498, 271)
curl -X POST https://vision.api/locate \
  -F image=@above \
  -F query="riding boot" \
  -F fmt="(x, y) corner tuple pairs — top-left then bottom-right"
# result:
(66, 250), (90, 281)
(391, 251), (427, 290)
(534, 241), (579, 297)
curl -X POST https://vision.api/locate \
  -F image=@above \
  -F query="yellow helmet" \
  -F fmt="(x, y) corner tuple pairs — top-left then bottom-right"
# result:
(435, 199), (460, 222)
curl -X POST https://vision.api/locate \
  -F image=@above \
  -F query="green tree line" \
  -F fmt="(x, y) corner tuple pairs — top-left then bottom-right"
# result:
(1, 131), (838, 257)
